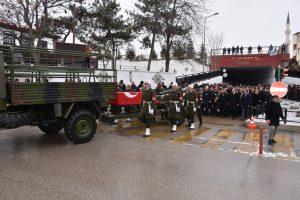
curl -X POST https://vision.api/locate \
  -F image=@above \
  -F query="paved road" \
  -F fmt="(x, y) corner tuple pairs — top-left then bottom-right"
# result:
(1, 117), (300, 200)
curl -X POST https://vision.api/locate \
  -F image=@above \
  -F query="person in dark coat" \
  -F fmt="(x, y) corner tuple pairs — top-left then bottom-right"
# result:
(202, 86), (212, 115)
(227, 48), (231, 55)
(223, 47), (227, 55)
(119, 80), (126, 91)
(240, 46), (244, 54)
(281, 43), (286, 53)
(137, 81), (144, 91)
(257, 87), (265, 106)
(263, 88), (272, 104)
(248, 46), (252, 54)
(218, 89), (229, 117)
(231, 46), (236, 55)
(236, 45), (240, 54)
(251, 88), (259, 116)
(210, 87), (219, 116)
(229, 88), (241, 119)
(161, 82), (168, 90)
(240, 89), (252, 120)
(257, 45), (262, 54)
(265, 95), (285, 145)
(131, 82), (138, 91)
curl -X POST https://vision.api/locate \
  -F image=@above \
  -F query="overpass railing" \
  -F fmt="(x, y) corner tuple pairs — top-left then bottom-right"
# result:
(211, 45), (289, 56)
(251, 106), (300, 125)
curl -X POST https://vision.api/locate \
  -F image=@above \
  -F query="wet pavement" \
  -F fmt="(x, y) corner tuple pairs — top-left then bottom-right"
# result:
(1, 117), (300, 199)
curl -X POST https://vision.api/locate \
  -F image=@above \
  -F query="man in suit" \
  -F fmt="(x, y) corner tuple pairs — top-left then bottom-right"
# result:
(265, 95), (285, 145)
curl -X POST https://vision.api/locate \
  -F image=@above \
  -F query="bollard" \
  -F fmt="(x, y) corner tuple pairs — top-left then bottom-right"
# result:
(284, 108), (287, 124)
(259, 128), (264, 155)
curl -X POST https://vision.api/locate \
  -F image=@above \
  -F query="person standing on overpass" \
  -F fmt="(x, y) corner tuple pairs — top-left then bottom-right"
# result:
(265, 95), (285, 145)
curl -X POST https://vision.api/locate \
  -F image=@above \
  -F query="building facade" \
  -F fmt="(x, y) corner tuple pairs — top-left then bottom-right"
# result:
(0, 21), (58, 49)
(292, 32), (300, 63)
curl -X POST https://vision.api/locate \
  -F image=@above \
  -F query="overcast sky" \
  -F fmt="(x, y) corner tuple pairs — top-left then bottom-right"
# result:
(117, 0), (300, 49)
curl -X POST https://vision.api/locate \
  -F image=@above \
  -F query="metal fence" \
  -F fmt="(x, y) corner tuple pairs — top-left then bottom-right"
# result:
(0, 45), (117, 83)
(211, 45), (288, 56)
(251, 106), (300, 124)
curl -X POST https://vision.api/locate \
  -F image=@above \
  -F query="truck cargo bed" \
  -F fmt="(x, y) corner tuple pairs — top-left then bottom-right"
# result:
(9, 82), (116, 106)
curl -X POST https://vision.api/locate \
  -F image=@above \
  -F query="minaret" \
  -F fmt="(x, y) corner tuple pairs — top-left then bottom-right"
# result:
(285, 13), (291, 48)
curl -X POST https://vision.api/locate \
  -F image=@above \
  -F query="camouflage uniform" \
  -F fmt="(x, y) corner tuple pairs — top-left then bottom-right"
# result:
(139, 88), (156, 128)
(168, 89), (183, 126)
(184, 90), (198, 127)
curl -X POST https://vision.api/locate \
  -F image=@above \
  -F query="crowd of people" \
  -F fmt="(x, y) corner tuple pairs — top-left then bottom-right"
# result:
(187, 83), (272, 120)
(117, 80), (280, 121)
(117, 80), (300, 118)
(287, 85), (300, 101)
(222, 44), (287, 55)
(118, 80), (294, 145)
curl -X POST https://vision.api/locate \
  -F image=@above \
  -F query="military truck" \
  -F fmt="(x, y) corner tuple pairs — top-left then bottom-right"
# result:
(0, 45), (116, 144)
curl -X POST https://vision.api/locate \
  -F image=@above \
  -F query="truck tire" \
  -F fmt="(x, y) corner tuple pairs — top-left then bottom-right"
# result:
(64, 110), (96, 144)
(38, 121), (64, 135)
(0, 111), (32, 129)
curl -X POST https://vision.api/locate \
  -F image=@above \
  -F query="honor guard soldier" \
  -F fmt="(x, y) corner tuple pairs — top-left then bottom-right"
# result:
(139, 80), (156, 137)
(184, 85), (198, 130)
(168, 82), (183, 132)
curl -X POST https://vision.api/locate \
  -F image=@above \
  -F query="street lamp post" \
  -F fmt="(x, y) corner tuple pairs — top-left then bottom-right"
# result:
(202, 12), (219, 72)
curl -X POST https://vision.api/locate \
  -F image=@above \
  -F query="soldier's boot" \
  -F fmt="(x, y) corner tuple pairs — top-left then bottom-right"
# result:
(189, 123), (195, 130)
(126, 118), (132, 122)
(171, 125), (177, 132)
(143, 128), (151, 137)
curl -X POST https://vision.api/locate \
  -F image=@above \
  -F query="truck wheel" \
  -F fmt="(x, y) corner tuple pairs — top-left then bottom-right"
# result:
(0, 111), (32, 129)
(38, 121), (64, 135)
(64, 110), (96, 144)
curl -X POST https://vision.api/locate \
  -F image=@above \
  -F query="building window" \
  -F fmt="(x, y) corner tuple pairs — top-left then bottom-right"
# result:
(3, 33), (15, 45)
(41, 40), (47, 48)
(21, 37), (30, 47)
(293, 44), (297, 50)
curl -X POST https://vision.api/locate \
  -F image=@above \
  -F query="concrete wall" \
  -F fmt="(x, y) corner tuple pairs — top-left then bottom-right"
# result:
(117, 70), (176, 85)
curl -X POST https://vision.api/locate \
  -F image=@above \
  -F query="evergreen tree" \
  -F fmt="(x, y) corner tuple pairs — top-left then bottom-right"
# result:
(186, 38), (195, 59)
(150, 49), (158, 60)
(199, 43), (207, 59)
(133, 0), (163, 71)
(76, 0), (134, 69)
(126, 48), (136, 61)
(160, 46), (167, 59)
(50, 15), (73, 43)
(173, 41), (187, 60)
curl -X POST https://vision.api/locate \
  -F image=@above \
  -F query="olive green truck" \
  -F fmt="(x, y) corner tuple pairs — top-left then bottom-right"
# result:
(0, 45), (116, 144)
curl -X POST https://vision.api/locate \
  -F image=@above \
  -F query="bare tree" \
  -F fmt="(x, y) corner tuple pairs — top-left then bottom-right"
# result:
(207, 32), (224, 56)
(158, 0), (208, 72)
(0, 0), (71, 47)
